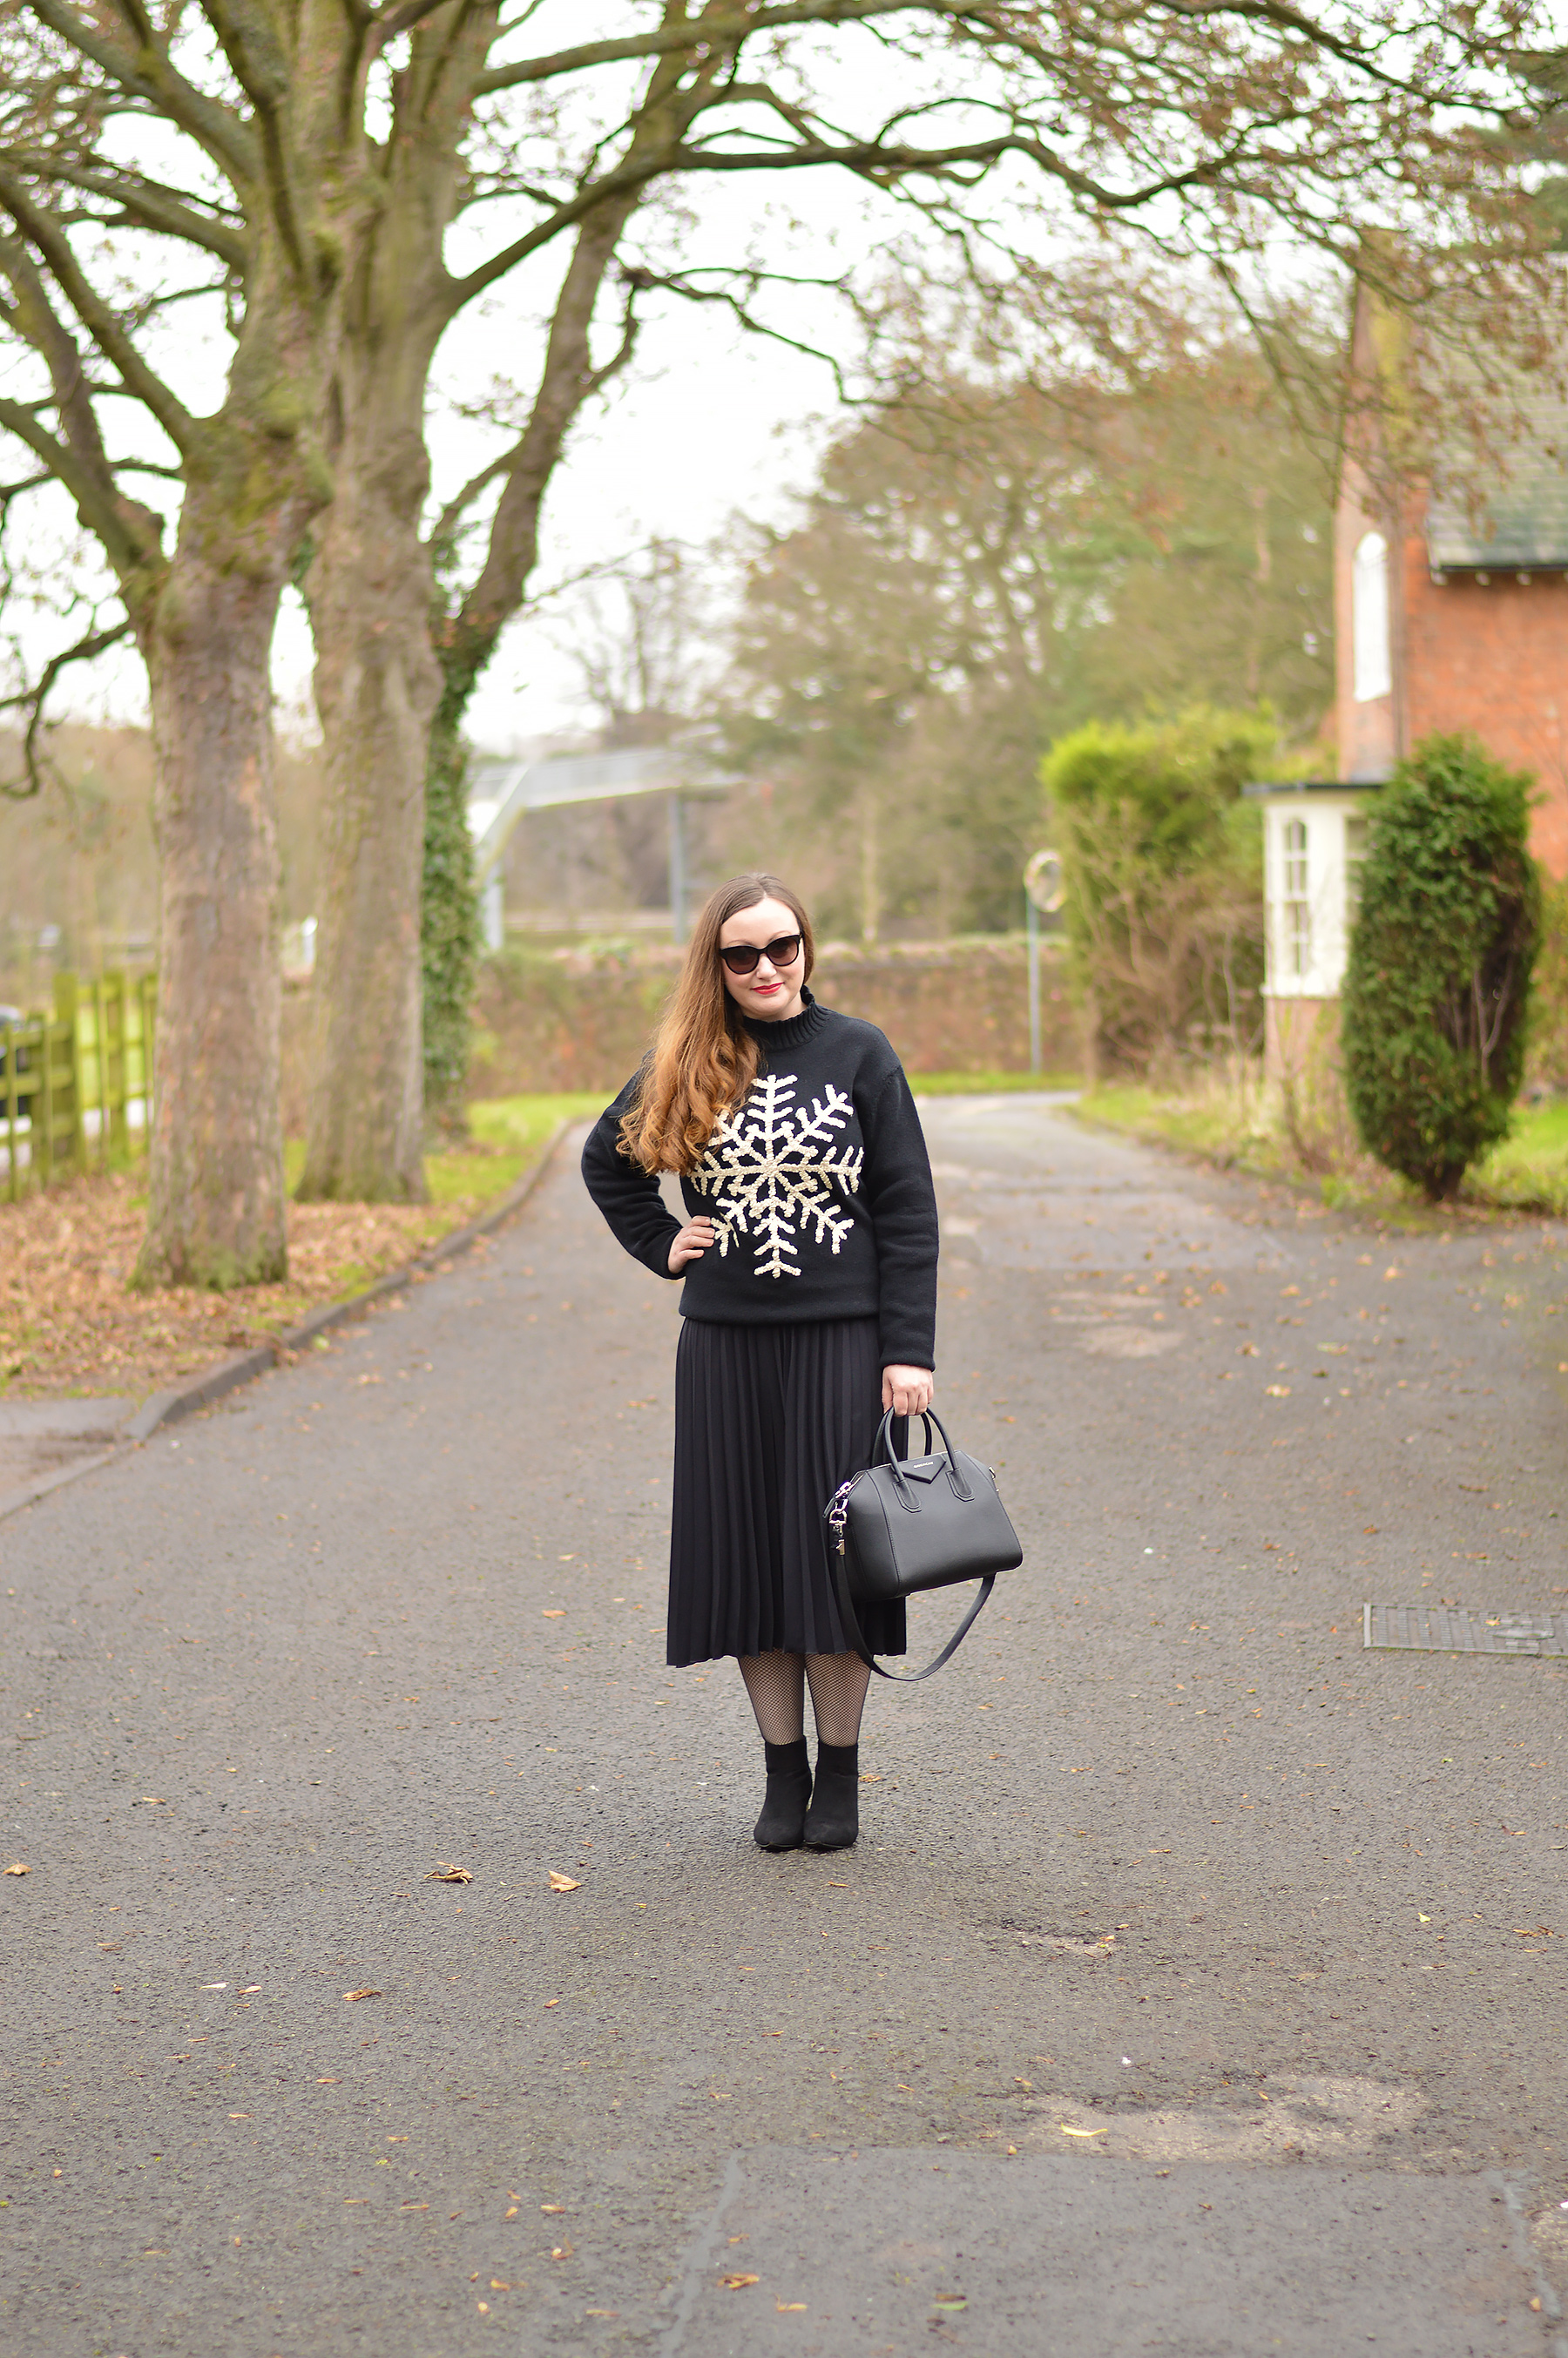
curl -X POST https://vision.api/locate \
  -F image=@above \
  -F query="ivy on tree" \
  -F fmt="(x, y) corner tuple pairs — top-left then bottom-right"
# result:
(1342, 734), (1540, 1200)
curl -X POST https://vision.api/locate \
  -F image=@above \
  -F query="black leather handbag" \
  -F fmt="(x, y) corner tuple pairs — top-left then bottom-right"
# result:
(824, 1408), (1023, 1683)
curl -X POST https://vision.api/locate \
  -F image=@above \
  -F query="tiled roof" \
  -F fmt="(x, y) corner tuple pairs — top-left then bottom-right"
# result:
(1426, 385), (1568, 570)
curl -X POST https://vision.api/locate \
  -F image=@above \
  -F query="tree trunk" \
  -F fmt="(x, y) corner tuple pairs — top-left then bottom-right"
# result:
(134, 499), (290, 1288)
(298, 10), (495, 1199)
(299, 382), (440, 1201)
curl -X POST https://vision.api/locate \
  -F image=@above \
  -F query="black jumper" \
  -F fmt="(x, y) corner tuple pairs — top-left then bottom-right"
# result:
(580, 990), (940, 1665)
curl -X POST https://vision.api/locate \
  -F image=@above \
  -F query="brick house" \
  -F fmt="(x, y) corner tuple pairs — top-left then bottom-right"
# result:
(1255, 289), (1568, 1071)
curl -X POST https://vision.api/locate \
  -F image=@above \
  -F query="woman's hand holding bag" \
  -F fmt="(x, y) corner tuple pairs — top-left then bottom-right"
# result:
(825, 1408), (1023, 1683)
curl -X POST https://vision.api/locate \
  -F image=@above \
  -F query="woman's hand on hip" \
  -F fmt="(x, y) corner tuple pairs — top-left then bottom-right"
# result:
(882, 1365), (934, 1418)
(668, 1217), (717, 1273)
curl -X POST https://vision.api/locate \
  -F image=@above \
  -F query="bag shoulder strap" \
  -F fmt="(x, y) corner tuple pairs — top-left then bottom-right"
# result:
(830, 1547), (995, 1683)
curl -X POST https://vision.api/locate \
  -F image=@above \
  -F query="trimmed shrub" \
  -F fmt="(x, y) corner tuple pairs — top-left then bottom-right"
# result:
(1342, 733), (1540, 1200)
(1041, 706), (1276, 1073)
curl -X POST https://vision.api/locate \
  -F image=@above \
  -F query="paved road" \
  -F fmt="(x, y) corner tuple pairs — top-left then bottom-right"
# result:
(5, 1096), (1568, 2358)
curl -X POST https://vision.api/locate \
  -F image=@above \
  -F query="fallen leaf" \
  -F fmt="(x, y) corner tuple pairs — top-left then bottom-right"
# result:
(239, 1985), (260, 1994)
(541, 2204), (565, 2213)
(490, 2280), (510, 2291)
(315, 2077), (340, 2084)
(551, 2243), (572, 2260)
(228, 2112), (251, 2120)
(504, 2205), (518, 2219)
(542, 1609), (566, 1618)
(1265, 1384), (1290, 1398)
(139, 1796), (168, 1806)
(400, 2202), (429, 2211)
(720, 2274), (760, 2290)
(778, 2301), (808, 2312)
(476, 2301), (489, 2316)
(426, 1862), (472, 1883)
(4, 1862), (30, 1875)
(1059, 2125), (1109, 2138)
(548, 1872), (580, 1892)
(342, 1988), (381, 2002)
(711, 2091), (732, 2101)
(200, 1982), (226, 1990)
(542, 1998), (559, 2009)
(859, 1773), (883, 1783)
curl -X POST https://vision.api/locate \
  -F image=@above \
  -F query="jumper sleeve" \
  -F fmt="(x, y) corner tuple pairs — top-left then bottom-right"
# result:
(580, 1075), (685, 1280)
(860, 1063), (939, 1367)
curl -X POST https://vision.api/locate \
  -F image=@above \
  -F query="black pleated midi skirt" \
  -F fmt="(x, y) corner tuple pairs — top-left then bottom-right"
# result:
(666, 1315), (908, 1667)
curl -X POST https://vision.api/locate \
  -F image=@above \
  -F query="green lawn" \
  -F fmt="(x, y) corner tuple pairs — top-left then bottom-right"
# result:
(1472, 1098), (1568, 1213)
(283, 1091), (604, 1212)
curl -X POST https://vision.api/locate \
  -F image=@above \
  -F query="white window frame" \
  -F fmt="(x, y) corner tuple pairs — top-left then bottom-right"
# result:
(1352, 530), (1392, 702)
(1281, 816), (1311, 977)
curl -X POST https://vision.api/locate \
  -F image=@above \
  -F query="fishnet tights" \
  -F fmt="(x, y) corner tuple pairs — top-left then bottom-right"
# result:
(738, 1650), (871, 1747)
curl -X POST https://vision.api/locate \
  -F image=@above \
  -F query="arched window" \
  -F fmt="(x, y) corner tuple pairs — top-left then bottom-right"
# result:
(1282, 817), (1310, 976)
(1353, 530), (1391, 702)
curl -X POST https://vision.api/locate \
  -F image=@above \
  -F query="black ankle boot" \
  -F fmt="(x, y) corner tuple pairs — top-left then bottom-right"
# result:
(754, 1740), (811, 1851)
(804, 1742), (859, 1850)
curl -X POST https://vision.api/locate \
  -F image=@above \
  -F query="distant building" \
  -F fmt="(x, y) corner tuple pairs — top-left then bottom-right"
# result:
(1254, 287), (1568, 1071)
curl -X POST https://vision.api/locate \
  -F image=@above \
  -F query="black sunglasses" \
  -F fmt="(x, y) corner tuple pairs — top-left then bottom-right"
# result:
(719, 931), (803, 976)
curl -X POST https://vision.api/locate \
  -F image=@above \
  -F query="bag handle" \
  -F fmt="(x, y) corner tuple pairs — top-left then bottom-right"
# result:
(830, 1546), (996, 1683)
(870, 1406), (973, 1505)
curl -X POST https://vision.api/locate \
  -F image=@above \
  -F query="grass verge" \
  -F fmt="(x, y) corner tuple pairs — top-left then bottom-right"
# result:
(1073, 1078), (1568, 1221)
(909, 1069), (1081, 1095)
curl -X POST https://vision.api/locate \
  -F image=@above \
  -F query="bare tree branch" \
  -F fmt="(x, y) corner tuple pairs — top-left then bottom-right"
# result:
(425, 446), (517, 557)
(14, 155), (251, 267)
(621, 263), (862, 402)
(0, 612), (136, 798)
(23, 0), (260, 188)
(0, 168), (199, 454)
(475, 1), (973, 97)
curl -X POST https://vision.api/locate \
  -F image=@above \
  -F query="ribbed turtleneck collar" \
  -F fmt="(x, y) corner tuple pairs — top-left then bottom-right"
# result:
(741, 983), (831, 1054)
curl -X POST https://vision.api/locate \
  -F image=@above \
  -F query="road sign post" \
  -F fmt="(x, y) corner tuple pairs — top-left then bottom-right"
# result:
(1023, 850), (1064, 1076)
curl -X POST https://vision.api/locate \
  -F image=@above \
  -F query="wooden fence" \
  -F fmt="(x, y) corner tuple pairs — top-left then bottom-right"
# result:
(0, 970), (157, 1201)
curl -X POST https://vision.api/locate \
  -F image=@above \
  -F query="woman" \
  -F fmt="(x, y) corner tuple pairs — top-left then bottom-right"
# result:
(581, 874), (939, 1854)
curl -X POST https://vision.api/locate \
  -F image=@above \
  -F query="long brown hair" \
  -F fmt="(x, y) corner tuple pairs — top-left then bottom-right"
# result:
(618, 873), (816, 1173)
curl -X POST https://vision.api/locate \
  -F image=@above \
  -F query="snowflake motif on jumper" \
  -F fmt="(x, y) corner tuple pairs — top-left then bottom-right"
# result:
(693, 1071), (863, 1279)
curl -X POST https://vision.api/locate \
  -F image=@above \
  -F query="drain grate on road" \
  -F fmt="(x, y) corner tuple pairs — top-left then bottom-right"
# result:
(1363, 1603), (1568, 1658)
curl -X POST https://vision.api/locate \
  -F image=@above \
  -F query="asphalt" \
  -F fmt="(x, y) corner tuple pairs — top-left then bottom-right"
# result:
(4, 1094), (1568, 2358)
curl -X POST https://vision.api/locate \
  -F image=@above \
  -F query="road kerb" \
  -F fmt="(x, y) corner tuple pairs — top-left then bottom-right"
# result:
(0, 1119), (572, 1524)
